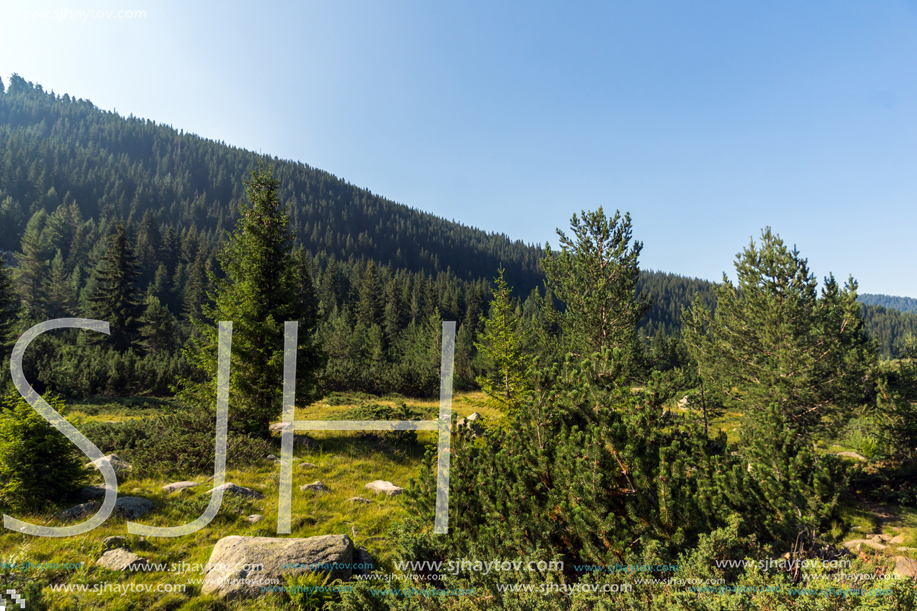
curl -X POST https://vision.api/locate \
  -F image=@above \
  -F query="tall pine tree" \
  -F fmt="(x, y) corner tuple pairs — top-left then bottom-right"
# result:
(88, 224), (144, 352)
(176, 165), (323, 437)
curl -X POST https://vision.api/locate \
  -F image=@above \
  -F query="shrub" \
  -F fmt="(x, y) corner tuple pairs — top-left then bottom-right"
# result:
(0, 392), (88, 510)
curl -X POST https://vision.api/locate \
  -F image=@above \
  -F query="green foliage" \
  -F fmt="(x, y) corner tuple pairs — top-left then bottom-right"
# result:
(683, 228), (876, 438)
(474, 267), (533, 421)
(340, 402), (421, 447)
(176, 164), (323, 437)
(0, 392), (88, 509)
(541, 208), (651, 377)
(284, 571), (344, 611)
(88, 223), (145, 353)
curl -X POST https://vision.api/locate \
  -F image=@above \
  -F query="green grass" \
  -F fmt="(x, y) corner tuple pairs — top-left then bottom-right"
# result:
(0, 391), (496, 610)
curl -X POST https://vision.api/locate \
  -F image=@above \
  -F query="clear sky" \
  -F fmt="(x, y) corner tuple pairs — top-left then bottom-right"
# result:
(2, 1), (916, 295)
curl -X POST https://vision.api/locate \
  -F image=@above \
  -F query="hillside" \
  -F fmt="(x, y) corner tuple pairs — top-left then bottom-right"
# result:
(1, 73), (915, 372)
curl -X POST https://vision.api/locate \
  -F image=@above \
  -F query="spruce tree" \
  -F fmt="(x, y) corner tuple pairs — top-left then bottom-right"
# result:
(682, 227), (875, 437)
(88, 223), (144, 352)
(176, 165), (323, 437)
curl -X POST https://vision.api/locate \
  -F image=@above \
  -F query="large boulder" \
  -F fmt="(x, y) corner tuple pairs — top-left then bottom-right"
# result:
(201, 534), (353, 600)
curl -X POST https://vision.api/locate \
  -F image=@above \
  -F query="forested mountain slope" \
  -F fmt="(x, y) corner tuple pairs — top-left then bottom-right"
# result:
(0, 74), (542, 291)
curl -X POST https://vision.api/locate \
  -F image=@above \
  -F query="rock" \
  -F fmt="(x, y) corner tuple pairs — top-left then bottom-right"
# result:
(103, 536), (129, 550)
(294, 436), (317, 449)
(874, 534), (892, 542)
(364, 480), (403, 496)
(269, 423), (289, 434)
(114, 497), (155, 519)
(246, 515), (263, 523)
(97, 548), (150, 571)
(836, 451), (867, 461)
(349, 497), (372, 504)
(891, 535), (906, 544)
(60, 497), (155, 521)
(86, 454), (132, 474)
(894, 556), (917, 579)
(300, 481), (329, 493)
(456, 413), (484, 438)
(299, 463), (317, 469)
(898, 547), (916, 551)
(266, 455), (279, 462)
(677, 395), (691, 408)
(60, 501), (100, 521)
(354, 546), (375, 576)
(201, 534), (353, 600)
(207, 483), (264, 500)
(80, 485), (115, 499)
(843, 539), (887, 551)
(162, 481), (200, 493)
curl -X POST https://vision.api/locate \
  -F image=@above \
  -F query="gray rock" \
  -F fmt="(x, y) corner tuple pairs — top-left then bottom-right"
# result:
(299, 462), (317, 469)
(103, 536), (130, 550)
(354, 546), (375, 576)
(364, 480), (403, 496)
(162, 481), (200, 493)
(201, 534), (353, 600)
(269, 422), (290, 434)
(349, 497), (372, 504)
(97, 548), (150, 571)
(894, 556), (917, 579)
(456, 413), (484, 438)
(266, 454), (280, 462)
(60, 501), (100, 521)
(891, 535), (906, 544)
(843, 539), (887, 551)
(85, 454), (132, 474)
(207, 483), (264, 500)
(677, 395), (691, 408)
(300, 481), (329, 493)
(80, 485), (115, 499)
(294, 435), (317, 449)
(246, 514), (263, 523)
(114, 497), (155, 519)
(836, 451), (867, 461)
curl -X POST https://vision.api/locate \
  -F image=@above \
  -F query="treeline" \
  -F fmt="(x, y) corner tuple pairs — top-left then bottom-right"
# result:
(1, 74), (916, 402)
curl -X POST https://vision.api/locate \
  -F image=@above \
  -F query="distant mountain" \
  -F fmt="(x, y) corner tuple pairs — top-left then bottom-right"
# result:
(858, 294), (917, 315)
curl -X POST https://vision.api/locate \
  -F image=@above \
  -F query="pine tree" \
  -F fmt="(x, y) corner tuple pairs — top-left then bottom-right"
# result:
(474, 267), (533, 420)
(541, 208), (651, 372)
(682, 227), (875, 437)
(88, 224), (144, 352)
(0, 257), (19, 391)
(176, 165), (323, 437)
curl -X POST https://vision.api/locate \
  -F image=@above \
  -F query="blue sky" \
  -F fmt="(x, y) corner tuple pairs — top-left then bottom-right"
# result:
(2, 1), (916, 295)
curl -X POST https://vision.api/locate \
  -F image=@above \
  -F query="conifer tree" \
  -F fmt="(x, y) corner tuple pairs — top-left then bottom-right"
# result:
(176, 165), (323, 437)
(541, 208), (651, 372)
(88, 223), (144, 352)
(474, 267), (533, 420)
(682, 228), (875, 437)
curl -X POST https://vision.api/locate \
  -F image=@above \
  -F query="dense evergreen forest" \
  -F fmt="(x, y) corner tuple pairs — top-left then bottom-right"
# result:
(1, 73), (916, 400)
(859, 293), (917, 314)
